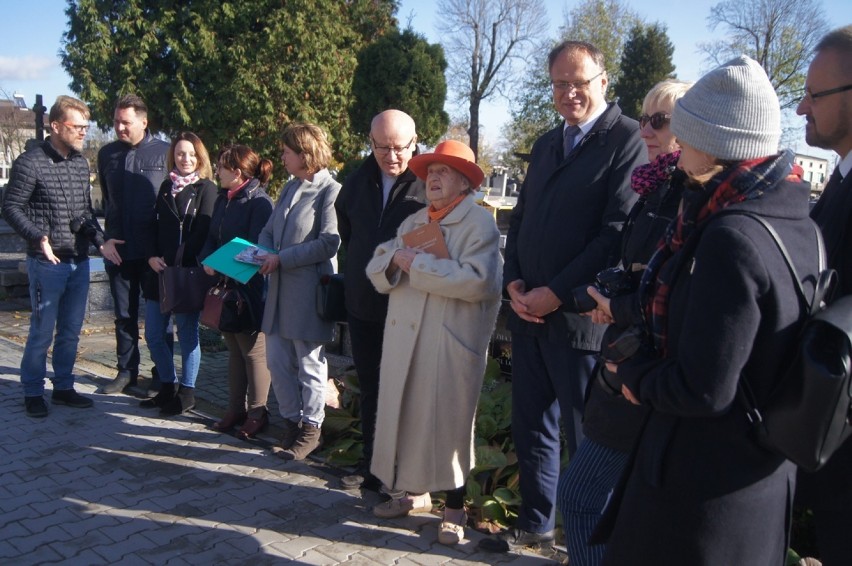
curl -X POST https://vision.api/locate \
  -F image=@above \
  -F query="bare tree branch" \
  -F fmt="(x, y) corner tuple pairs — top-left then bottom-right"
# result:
(699, 0), (828, 109)
(437, 0), (548, 159)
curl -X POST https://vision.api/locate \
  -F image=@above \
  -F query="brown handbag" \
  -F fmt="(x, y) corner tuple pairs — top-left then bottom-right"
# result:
(200, 278), (258, 333)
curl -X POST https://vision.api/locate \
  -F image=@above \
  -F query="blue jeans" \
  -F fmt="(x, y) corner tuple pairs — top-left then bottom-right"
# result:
(144, 300), (200, 388)
(21, 257), (90, 396)
(557, 438), (629, 566)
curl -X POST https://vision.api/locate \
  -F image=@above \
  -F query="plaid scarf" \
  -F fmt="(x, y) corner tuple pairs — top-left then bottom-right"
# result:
(631, 151), (681, 196)
(639, 150), (793, 355)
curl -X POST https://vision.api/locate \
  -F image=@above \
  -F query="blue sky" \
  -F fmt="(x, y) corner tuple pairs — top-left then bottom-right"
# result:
(1, 0), (844, 160)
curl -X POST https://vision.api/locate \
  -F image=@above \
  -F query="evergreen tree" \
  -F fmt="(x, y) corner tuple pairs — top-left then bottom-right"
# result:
(349, 29), (449, 146)
(61, 0), (399, 185)
(615, 23), (676, 120)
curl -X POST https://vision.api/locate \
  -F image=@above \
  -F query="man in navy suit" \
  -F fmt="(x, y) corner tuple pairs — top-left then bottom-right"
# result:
(479, 40), (646, 552)
(795, 24), (852, 566)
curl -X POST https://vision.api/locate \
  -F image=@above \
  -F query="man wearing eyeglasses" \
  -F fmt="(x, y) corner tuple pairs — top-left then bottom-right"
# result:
(2, 96), (107, 418)
(480, 40), (646, 553)
(97, 94), (170, 395)
(334, 109), (426, 492)
(795, 24), (852, 566)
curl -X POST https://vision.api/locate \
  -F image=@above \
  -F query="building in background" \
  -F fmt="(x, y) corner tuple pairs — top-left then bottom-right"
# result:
(795, 152), (832, 195)
(0, 94), (44, 188)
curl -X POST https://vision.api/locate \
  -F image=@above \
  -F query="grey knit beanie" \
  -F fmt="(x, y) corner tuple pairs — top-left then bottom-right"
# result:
(671, 55), (781, 161)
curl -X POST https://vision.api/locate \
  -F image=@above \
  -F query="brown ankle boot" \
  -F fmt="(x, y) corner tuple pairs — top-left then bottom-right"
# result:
(271, 419), (301, 456)
(281, 422), (321, 461)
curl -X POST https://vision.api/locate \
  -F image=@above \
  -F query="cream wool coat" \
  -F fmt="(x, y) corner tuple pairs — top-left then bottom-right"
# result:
(259, 169), (341, 342)
(367, 195), (503, 493)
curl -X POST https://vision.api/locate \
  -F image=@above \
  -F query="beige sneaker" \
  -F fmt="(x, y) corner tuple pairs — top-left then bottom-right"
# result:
(438, 520), (465, 545)
(373, 494), (433, 518)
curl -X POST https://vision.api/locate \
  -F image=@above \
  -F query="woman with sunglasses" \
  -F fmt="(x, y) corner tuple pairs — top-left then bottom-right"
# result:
(556, 79), (692, 565)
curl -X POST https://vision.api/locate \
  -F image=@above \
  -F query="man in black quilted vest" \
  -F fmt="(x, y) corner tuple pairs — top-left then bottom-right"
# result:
(2, 95), (106, 418)
(795, 24), (852, 566)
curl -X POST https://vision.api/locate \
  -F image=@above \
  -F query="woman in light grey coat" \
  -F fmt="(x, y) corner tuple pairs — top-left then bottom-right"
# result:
(367, 140), (503, 546)
(258, 123), (341, 461)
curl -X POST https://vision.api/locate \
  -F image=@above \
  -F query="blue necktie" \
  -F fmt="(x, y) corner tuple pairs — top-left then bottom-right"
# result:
(564, 125), (582, 157)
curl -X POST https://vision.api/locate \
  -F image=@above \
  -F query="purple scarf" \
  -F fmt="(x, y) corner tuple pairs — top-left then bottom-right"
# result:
(631, 151), (681, 196)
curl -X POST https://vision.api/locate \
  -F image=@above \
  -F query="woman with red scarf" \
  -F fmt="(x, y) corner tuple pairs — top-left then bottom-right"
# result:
(366, 140), (503, 546)
(592, 57), (821, 565)
(201, 145), (273, 438)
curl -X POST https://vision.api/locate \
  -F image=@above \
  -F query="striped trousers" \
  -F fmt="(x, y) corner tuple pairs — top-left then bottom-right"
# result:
(557, 437), (629, 566)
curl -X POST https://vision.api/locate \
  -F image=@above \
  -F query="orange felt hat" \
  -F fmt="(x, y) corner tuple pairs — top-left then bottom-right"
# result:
(408, 140), (485, 188)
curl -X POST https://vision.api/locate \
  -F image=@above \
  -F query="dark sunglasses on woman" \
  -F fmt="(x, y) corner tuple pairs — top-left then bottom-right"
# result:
(639, 112), (671, 130)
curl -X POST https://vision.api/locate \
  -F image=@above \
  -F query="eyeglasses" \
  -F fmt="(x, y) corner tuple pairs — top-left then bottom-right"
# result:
(802, 83), (852, 103)
(639, 112), (671, 130)
(551, 71), (604, 93)
(370, 136), (415, 156)
(62, 122), (89, 133)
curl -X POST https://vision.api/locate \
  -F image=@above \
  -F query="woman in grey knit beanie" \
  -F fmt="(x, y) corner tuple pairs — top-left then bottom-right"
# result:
(672, 55), (781, 179)
(597, 55), (821, 565)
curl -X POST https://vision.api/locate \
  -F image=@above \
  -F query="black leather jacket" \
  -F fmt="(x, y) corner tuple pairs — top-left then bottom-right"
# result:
(2, 139), (104, 259)
(98, 131), (169, 261)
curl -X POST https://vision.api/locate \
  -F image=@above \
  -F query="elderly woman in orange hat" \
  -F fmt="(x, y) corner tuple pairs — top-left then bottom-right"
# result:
(366, 140), (503, 545)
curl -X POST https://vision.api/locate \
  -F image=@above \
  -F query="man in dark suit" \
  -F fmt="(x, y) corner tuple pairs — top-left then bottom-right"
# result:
(795, 24), (852, 566)
(479, 41), (646, 552)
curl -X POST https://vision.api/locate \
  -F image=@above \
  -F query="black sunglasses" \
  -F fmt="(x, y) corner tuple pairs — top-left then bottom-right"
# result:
(639, 112), (671, 130)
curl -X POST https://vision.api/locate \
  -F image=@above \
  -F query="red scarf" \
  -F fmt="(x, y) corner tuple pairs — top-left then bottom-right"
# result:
(227, 178), (251, 200)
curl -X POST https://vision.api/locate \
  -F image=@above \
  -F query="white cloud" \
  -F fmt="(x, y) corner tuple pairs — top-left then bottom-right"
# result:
(0, 55), (58, 80)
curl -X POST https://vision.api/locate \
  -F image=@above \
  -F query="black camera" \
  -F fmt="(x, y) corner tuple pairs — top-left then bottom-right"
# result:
(69, 216), (96, 237)
(596, 325), (646, 396)
(569, 267), (636, 313)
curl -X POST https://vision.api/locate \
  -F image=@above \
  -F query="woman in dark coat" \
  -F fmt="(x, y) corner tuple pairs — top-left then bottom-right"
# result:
(201, 145), (274, 438)
(593, 56), (822, 565)
(557, 79), (692, 565)
(141, 132), (217, 415)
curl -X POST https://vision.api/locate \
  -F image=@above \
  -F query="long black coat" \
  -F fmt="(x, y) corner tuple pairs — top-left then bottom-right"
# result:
(503, 102), (646, 349)
(199, 179), (273, 323)
(335, 155), (425, 322)
(601, 178), (820, 565)
(142, 177), (218, 300)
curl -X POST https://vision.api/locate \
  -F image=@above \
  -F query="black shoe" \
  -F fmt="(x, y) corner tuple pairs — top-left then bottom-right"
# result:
(25, 396), (48, 418)
(51, 389), (94, 408)
(341, 470), (382, 492)
(476, 528), (555, 553)
(160, 385), (195, 416)
(140, 382), (176, 408)
(102, 371), (136, 394)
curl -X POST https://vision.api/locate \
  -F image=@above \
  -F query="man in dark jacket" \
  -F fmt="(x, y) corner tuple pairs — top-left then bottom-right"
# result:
(98, 94), (170, 394)
(479, 41), (646, 552)
(2, 96), (106, 418)
(795, 24), (852, 566)
(335, 109), (426, 491)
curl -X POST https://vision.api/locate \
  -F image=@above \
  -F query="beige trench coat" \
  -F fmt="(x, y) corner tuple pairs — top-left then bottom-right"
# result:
(366, 195), (503, 493)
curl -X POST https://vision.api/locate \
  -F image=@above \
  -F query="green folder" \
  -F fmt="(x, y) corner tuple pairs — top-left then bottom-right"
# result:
(201, 237), (274, 284)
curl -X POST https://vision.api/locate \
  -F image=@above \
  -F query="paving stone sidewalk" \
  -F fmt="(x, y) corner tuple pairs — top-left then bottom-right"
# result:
(0, 301), (559, 565)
